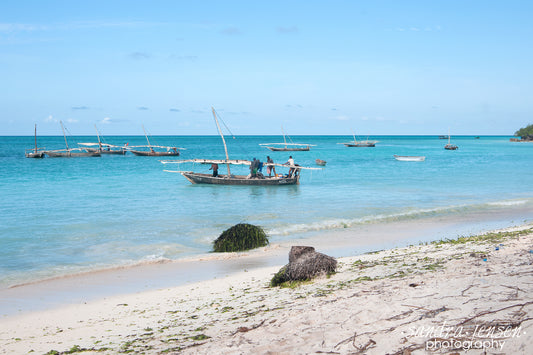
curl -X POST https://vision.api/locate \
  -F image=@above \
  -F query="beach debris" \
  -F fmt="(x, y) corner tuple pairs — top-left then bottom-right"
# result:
(213, 223), (269, 252)
(270, 246), (337, 286)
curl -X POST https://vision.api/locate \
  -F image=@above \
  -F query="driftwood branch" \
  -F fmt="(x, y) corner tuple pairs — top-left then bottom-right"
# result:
(457, 301), (533, 326)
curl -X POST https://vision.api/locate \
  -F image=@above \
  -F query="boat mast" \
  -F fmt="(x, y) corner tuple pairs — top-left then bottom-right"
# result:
(60, 120), (69, 150)
(34, 124), (38, 153)
(142, 125), (152, 151)
(212, 107), (231, 176)
(352, 129), (357, 144)
(95, 125), (102, 150)
(282, 125), (287, 148)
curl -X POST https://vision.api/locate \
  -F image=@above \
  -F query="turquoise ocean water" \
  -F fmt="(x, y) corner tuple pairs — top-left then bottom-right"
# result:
(1, 135), (532, 288)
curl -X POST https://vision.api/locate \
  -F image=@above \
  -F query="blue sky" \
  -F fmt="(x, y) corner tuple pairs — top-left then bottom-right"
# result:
(1, 0), (532, 136)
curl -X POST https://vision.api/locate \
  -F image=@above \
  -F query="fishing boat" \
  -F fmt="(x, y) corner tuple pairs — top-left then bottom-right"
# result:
(339, 131), (378, 147)
(259, 127), (314, 151)
(444, 129), (458, 150)
(25, 124), (45, 158)
(394, 155), (426, 162)
(43, 121), (101, 157)
(315, 159), (327, 166)
(162, 108), (320, 186)
(128, 125), (181, 156)
(78, 126), (127, 155)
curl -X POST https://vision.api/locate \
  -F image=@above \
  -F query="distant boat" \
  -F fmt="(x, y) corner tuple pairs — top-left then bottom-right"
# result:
(394, 155), (425, 162)
(128, 125), (182, 156)
(25, 124), (45, 158)
(439, 135), (449, 139)
(315, 159), (327, 166)
(162, 108), (321, 186)
(78, 125), (127, 155)
(259, 126), (314, 151)
(44, 121), (101, 157)
(339, 130), (378, 147)
(444, 129), (458, 150)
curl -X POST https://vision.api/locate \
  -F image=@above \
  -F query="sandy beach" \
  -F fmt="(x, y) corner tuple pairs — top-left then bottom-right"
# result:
(1, 224), (532, 354)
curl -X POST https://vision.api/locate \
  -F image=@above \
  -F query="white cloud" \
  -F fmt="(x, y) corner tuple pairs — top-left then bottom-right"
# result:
(101, 117), (112, 124)
(45, 115), (57, 123)
(334, 115), (350, 121)
(66, 118), (78, 123)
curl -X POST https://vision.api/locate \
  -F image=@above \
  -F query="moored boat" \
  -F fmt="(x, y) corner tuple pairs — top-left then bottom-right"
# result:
(128, 125), (181, 156)
(260, 126), (314, 151)
(43, 121), (101, 157)
(162, 108), (320, 185)
(394, 155), (426, 162)
(25, 124), (45, 158)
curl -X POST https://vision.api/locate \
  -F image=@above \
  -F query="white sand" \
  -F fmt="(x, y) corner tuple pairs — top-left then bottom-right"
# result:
(1, 225), (532, 354)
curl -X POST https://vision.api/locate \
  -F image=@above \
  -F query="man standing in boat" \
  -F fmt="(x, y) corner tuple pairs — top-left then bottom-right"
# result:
(266, 156), (276, 177)
(285, 156), (296, 177)
(209, 163), (219, 177)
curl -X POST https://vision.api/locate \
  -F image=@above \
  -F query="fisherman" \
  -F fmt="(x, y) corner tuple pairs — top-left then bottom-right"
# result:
(209, 162), (219, 177)
(250, 158), (258, 177)
(285, 156), (295, 177)
(266, 156), (275, 177)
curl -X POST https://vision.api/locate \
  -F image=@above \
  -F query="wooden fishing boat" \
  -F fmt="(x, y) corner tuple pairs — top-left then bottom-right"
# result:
(43, 121), (101, 157)
(444, 129), (458, 150)
(25, 124), (45, 158)
(162, 108), (320, 186)
(259, 126), (314, 151)
(128, 125), (181, 156)
(339, 131), (378, 147)
(394, 155), (426, 162)
(78, 126), (127, 155)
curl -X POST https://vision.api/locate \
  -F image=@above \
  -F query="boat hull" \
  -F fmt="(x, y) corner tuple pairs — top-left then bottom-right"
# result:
(180, 172), (299, 185)
(130, 150), (179, 156)
(344, 143), (376, 147)
(44, 150), (101, 157)
(85, 147), (127, 155)
(444, 144), (458, 150)
(266, 146), (310, 151)
(394, 155), (425, 162)
(25, 151), (45, 158)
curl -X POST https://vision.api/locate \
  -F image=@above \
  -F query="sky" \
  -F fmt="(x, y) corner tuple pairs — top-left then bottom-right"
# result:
(1, 0), (532, 136)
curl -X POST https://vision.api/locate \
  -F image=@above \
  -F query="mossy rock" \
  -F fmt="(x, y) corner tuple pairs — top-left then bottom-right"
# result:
(213, 223), (269, 252)
(270, 265), (288, 287)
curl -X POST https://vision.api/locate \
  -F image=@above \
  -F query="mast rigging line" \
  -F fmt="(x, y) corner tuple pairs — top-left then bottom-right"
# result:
(211, 108), (249, 157)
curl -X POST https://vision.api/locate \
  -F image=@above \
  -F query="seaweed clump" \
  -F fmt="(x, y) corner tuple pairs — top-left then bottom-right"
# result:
(213, 223), (269, 252)
(270, 246), (337, 287)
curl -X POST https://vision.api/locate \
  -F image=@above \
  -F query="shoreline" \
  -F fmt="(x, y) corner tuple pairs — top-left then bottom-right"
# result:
(1, 205), (531, 317)
(1, 223), (532, 354)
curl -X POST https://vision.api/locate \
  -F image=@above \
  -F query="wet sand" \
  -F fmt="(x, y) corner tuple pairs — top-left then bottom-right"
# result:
(0, 221), (532, 354)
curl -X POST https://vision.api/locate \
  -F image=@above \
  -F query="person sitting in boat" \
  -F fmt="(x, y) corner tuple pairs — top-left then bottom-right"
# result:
(209, 163), (219, 177)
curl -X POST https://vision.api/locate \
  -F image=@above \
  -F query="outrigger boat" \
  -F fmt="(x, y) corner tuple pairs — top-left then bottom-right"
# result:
(25, 124), (45, 158)
(78, 126), (127, 155)
(339, 130), (378, 147)
(44, 121), (101, 157)
(259, 126), (314, 151)
(444, 129), (458, 150)
(162, 108), (321, 186)
(128, 125), (182, 156)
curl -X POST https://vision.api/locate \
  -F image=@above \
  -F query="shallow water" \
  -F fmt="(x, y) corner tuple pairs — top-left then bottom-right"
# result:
(1, 135), (532, 288)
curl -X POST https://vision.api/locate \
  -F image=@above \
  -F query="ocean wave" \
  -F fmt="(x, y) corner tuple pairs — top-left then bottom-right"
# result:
(268, 198), (533, 237)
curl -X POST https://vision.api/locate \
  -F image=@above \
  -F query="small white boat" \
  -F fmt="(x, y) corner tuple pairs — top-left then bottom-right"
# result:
(394, 155), (425, 162)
